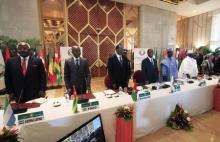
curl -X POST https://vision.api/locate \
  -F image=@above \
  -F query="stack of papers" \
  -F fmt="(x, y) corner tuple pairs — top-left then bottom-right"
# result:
(27, 97), (47, 104)
(103, 90), (116, 95)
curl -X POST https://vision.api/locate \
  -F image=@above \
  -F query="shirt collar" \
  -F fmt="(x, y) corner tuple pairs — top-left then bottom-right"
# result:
(73, 57), (80, 61)
(20, 56), (29, 60)
(115, 52), (122, 58)
(148, 57), (153, 61)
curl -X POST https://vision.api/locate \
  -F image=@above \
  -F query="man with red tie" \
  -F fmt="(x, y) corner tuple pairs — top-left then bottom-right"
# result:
(4, 42), (46, 103)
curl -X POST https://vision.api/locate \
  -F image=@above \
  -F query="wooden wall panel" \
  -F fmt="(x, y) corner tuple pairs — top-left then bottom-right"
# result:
(66, 0), (125, 77)
(177, 12), (212, 49)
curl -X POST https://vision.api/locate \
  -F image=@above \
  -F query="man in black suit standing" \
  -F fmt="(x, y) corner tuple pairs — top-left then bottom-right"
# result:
(4, 42), (46, 103)
(141, 49), (159, 84)
(64, 46), (91, 95)
(107, 44), (131, 89)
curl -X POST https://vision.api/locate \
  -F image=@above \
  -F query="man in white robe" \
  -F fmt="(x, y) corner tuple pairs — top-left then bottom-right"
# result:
(178, 50), (198, 79)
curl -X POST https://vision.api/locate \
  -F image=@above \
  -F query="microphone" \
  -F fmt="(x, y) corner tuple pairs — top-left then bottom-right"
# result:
(17, 89), (24, 103)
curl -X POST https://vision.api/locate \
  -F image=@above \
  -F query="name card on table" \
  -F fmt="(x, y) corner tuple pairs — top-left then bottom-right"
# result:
(171, 84), (181, 93)
(137, 90), (150, 100)
(81, 101), (99, 111)
(18, 111), (44, 125)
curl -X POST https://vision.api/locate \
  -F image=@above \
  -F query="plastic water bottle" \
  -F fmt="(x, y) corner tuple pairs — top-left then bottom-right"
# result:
(156, 82), (160, 90)
(119, 86), (123, 95)
(65, 93), (69, 103)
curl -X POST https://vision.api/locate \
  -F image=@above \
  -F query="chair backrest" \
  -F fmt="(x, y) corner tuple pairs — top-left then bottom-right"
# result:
(133, 70), (144, 84)
(104, 74), (112, 89)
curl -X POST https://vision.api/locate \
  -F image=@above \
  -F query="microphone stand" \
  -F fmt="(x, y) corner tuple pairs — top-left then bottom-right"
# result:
(14, 89), (27, 114)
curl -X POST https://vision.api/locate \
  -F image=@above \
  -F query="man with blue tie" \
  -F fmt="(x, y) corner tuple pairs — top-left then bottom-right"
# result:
(141, 49), (159, 84)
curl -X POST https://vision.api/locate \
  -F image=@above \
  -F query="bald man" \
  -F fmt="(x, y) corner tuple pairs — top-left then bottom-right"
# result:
(64, 46), (91, 95)
(4, 42), (46, 103)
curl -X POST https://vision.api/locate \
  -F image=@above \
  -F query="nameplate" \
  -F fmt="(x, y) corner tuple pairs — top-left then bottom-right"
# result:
(137, 91), (150, 100)
(18, 111), (44, 125)
(171, 84), (181, 93)
(81, 101), (99, 111)
(174, 84), (181, 92)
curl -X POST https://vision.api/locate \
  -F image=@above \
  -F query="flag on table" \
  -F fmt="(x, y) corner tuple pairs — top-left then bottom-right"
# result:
(54, 49), (62, 84)
(3, 97), (15, 126)
(72, 86), (78, 113)
(48, 50), (56, 84)
(131, 81), (137, 102)
(5, 48), (10, 62)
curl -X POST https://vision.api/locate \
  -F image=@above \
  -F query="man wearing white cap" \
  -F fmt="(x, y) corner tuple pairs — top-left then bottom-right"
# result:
(4, 42), (46, 103)
(178, 49), (198, 79)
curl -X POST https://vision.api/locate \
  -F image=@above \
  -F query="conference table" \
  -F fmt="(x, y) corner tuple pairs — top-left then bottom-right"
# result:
(0, 78), (218, 142)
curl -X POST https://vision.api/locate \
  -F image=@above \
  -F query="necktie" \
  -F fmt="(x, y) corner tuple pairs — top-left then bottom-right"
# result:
(76, 59), (79, 69)
(119, 56), (123, 65)
(22, 58), (26, 75)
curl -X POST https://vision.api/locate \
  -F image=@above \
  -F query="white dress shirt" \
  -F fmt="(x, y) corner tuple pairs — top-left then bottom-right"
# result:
(73, 57), (80, 66)
(115, 52), (122, 63)
(148, 57), (154, 65)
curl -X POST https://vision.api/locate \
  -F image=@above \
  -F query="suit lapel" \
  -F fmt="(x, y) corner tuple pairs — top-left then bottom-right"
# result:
(71, 58), (76, 70)
(16, 56), (23, 75)
(26, 56), (33, 75)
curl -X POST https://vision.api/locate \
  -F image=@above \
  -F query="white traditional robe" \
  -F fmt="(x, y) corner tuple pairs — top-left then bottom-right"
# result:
(178, 56), (198, 78)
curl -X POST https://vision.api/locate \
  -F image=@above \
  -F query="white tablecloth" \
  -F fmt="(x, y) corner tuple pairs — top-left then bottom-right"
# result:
(0, 79), (218, 142)
(135, 79), (217, 139)
(1, 93), (134, 142)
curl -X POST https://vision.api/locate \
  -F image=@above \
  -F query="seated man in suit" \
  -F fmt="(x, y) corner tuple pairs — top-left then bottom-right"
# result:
(4, 42), (46, 103)
(107, 44), (131, 89)
(141, 49), (159, 84)
(64, 46), (91, 95)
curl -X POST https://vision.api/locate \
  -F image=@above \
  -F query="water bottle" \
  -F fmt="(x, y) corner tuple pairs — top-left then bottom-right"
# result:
(65, 93), (69, 103)
(119, 86), (123, 95)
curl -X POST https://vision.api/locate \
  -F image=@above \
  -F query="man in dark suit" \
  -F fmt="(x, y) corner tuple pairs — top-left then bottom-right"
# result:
(4, 42), (46, 103)
(107, 44), (131, 89)
(64, 46), (91, 95)
(141, 49), (159, 84)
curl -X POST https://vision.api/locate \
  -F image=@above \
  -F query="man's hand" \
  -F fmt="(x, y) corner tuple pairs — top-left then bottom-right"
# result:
(39, 91), (46, 98)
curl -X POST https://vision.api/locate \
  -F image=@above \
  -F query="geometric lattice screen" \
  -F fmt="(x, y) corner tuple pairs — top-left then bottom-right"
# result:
(67, 0), (124, 77)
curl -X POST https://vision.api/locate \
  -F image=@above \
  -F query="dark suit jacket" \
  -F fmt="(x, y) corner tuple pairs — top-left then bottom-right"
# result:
(64, 57), (91, 94)
(141, 57), (159, 84)
(107, 54), (131, 89)
(4, 56), (46, 103)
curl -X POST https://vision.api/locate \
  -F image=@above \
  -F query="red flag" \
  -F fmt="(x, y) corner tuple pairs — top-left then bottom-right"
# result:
(71, 86), (78, 99)
(133, 81), (137, 93)
(5, 48), (10, 61)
